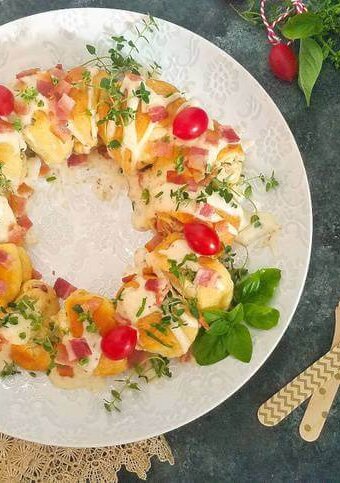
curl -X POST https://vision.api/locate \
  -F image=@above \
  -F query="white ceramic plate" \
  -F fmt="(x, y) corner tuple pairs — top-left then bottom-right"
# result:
(0, 8), (312, 447)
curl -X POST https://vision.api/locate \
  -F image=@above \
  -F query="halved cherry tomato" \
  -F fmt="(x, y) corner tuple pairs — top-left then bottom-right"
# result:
(173, 107), (208, 140)
(184, 222), (220, 256)
(101, 326), (137, 360)
(0, 85), (14, 116)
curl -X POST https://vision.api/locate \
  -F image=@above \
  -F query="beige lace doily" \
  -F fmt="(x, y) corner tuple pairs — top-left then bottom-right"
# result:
(0, 433), (173, 482)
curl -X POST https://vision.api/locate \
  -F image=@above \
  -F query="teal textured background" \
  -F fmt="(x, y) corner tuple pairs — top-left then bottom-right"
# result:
(1, 1), (340, 480)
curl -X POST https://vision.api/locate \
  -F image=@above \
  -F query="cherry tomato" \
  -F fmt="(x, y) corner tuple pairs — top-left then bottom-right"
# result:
(0, 85), (14, 116)
(173, 107), (208, 140)
(268, 44), (298, 82)
(184, 222), (220, 256)
(101, 326), (137, 360)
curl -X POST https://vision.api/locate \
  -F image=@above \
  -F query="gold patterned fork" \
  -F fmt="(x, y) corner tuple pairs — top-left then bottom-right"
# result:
(299, 303), (340, 441)
(258, 336), (340, 427)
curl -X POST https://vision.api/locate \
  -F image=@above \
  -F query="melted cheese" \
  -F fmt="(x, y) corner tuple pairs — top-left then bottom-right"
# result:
(117, 275), (158, 324)
(0, 314), (32, 345)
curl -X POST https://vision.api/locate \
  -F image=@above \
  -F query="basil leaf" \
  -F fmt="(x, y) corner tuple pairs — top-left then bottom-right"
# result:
(282, 13), (323, 40)
(192, 328), (229, 366)
(298, 38), (323, 107)
(207, 304), (244, 336)
(244, 303), (280, 330)
(226, 324), (253, 363)
(234, 268), (281, 305)
(202, 309), (226, 325)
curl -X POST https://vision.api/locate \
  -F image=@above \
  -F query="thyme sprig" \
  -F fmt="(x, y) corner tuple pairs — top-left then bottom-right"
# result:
(104, 377), (141, 412)
(0, 162), (12, 195)
(0, 361), (21, 378)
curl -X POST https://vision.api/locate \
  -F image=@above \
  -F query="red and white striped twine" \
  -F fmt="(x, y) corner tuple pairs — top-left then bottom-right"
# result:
(260, 0), (308, 45)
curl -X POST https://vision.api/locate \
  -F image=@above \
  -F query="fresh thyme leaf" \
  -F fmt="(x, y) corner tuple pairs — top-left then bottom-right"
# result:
(134, 354), (172, 381)
(19, 86), (38, 103)
(175, 154), (184, 173)
(0, 162), (12, 195)
(141, 188), (150, 205)
(107, 139), (121, 149)
(13, 118), (22, 132)
(104, 377), (141, 413)
(134, 81), (151, 103)
(86, 44), (96, 55)
(46, 175), (57, 182)
(78, 357), (89, 366)
(136, 297), (147, 317)
(187, 297), (200, 319)
(250, 214), (261, 228)
(111, 289), (124, 309)
(170, 185), (190, 210)
(150, 356), (172, 378)
(0, 361), (20, 378)
(155, 191), (163, 198)
(72, 304), (98, 333)
(82, 69), (91, 84)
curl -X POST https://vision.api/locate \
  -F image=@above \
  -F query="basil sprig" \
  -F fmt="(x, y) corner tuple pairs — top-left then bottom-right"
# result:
(192, 268), (281, 366)
(281, 12), (325, 106)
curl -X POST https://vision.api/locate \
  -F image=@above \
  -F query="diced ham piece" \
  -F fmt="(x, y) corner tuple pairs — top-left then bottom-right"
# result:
(0, 250), (10, 268)
(148, 106), (168, 122)
(145, 233), (164, 252)
(67, 154), (88, 167)
(114, 312), (131, 326)
(39, 160), (50, 176)
(152, 141), (173, 158)
(199, 203), (215, 218)
(8, 194), (27, 217)
(54, 278), (77, 299)
(166, 170), (187, 185)
(0, 280), (7, 295)
(49, 66), (65, 80)
(37, 79), (54, 98)
(188, 147), (208, 157)
(56, 93), (75, 120)
(195, 267), (219, 287)
(205, 129), (220, 145)
(0, 119), (14, 133)
(68, 338), (92, 360)
(219, 125), (240, 143)
(186, 146), (208, 171)
(56, 365), (74, 377)
(145, 277), (169, 305)
(16, 68), (40, 79)
(122, 274), (136, 283)
(17, 215), (33, 231)
(17, 183), (34, 198)
(14, 99), (29, 115)
(55, 343), (70, 365)
(8, 224), (26, 245)
(32, 268), (42, 280)
(53, 80), (72, 99)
